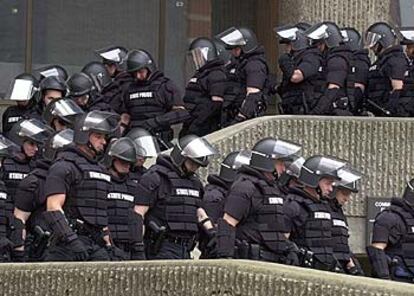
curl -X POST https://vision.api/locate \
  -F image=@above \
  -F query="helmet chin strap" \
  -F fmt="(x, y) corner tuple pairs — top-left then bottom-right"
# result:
(87, 141), (104, 158)
(316, 186), (323, 198)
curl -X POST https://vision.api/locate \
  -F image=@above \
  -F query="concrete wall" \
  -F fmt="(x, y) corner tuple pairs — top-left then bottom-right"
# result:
(1, 260), (411, 296)
(279, 0), (392, 33)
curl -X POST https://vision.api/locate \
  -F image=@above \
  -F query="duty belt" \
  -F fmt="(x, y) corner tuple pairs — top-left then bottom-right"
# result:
(236, 241), (284, 263)
(70, 219), (105, 245)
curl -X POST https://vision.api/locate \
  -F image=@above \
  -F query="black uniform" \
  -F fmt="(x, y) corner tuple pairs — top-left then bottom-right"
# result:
(120, 71), (188, 148)
(0, 180), (12, 262)
(102, 72), (134, 113)
(180, 59), (227, 137)
(369, 197), (414, 282)
(284, 187), (338, 271)
(219, 166), (290, 262)
(367, 46), (409, 116)
(329, 199), (363, 275)
(43, 146), (111, 261)
(221, 59), (243, 126)
(202, 174), (230, 224)
(348, 49), (371, 114)
(13, 158), (51, 261)
(233, 46), (270, 121)
(2, 153), (35, 214)
(309, 45), (352, 116)
(278, 48), (323, 114)
(137, 155), (204, 260)
(129, 165), (147, 184)
(401, 54), (414, 114)
(106, 172), (138, 259)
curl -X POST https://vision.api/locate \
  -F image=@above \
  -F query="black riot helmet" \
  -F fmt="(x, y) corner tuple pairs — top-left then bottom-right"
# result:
(7, 73), (39, 102)
(403, 179), (414, 206)
(250, 137), (302, 173)
(274, 25), (309, 51)
(39, 76), (67, 95)
(67, 72), (94, 97)
(95, 45), (128, 71)
(126, 49), (157, 74)
(398, 27), (414, 45)
(188, 37), (218, 70)
(36, 64), (68, 81)
(43, 97), (84, 129)
(298, 155), (346, 188)
(104, 137), (137, 168)
(340, 27), (362, 51)
(305, 21), (343, 48)
(213, 39), (232, 65)
(334, 166), (363, 193)
(126, 128), (161, 158)
(0, 134), (20, 159)
(296, 22), (311, 31)
(73, 110), (120, 145)
(81, 61), (112, 92)
(215, 26), (259, 54)
(170, 135), (218, 168)
(219, 150), (251, 183)
(42, 129), (74, 161)
(9, 118), (53, 146)
(365, 22), (397, 50)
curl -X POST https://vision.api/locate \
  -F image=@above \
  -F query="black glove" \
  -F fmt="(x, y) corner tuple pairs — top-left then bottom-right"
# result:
(387, 90), (401, 115)
(278, 53), (295, 79)
(141, 118), (161, 132)
(0, 237), (13, 253)
(284, 241), (300, 266)
(216, 218), (236, 258)
(67, 238), (89, 261)
(366, 246), (390, 279)
(239, 92), (264, 119)
(204, 229), (218, 259)
(130, 242), (146, 260)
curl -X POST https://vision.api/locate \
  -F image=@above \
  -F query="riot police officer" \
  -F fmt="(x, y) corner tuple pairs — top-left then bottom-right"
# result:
(274, 24), (324, 114)
(67, 72), (112, 112)
(4, 119), (53, 203)
(180, 37), (227, 137)
(214, 137), (298, 264)
(12, 129), (74, 262)
(215, 26), (271, 123)
(43, 98), (84, 131)
(329, 166), (364, 275)
(367, 179), (414, 282)
(95, 46), (134, 114)
(43, 110), (119, 261)
(3, 74), (39, 137)
(340, 27), (371, 115)
(365, 22), (408, 116)
(283, 155), (347, 271)
(104, 137), (145, 260)
(398, 27), (414, 112)
(203, 150), (251, 225)
(135, 135), (217, 260)
(96, 45), (128, 79)
(119, 49), (189, 149)
(125, 128), (161, 183)
(30, 76), (67, 121)
(0, 135), (19, 262)
(305, 22), (353, 115)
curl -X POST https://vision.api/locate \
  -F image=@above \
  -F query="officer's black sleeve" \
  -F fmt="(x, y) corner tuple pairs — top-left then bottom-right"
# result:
(162, 80), (184, 108)
(44, 160), (78, 198)
(386, 56), (407, 81)
(354, 50), (371, 85)
(207, 70), (227, 98)
(202, 186), (226, 224)
(326, 56), (348, 87)
(283, 199), (306, 233)
(371, 211), (403, 244)
(297, 53), (321, 80)
(223, 181), (254, 221)
(245, 60), (267, 90)
(14, 174), (39, 212)
(136, 169), (161, 207)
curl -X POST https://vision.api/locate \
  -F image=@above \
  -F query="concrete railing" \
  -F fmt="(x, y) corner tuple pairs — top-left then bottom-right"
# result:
(152, 115), (414, 254)
(0, 260), (411, 296)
